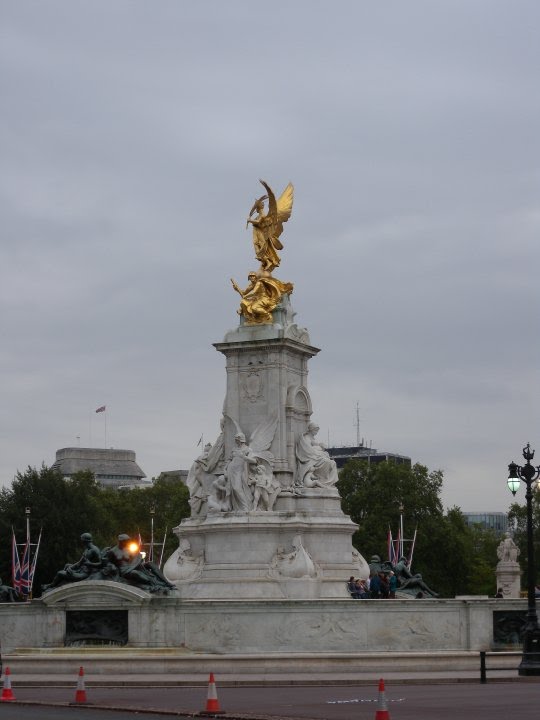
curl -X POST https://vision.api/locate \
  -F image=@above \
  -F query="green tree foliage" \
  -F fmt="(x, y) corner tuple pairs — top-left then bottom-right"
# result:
(337, 459), (500, 598)
(0, 465), (190, 595)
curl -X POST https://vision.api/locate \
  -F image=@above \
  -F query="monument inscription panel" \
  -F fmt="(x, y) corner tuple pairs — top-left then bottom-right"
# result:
(66, 610), (128, 646)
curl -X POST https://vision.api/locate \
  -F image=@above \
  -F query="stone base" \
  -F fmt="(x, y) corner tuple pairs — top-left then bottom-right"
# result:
(496, 562), (521, 598)
(0, 648), (519, 678)
(165, 500), (364, 599)
(0, 583), (528, 659)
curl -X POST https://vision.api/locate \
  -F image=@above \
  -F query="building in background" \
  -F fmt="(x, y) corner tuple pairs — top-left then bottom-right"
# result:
(462, 512), (508, 535)
(155, 469), (188, 485)
(52, 447), (149, 489)
(327, 444), (411, 470)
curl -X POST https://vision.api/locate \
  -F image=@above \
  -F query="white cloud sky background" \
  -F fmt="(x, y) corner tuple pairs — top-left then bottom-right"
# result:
(1, 1), (539, 513)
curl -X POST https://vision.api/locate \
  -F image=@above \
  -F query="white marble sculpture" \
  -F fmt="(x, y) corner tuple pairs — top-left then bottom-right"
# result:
(207, 475), (230, 513)
(163, 539), (204, 583)
(205, 414), (280, 513)
(249, 463), (281, 511)
(185, 418), (227, 518)
(186, 443), (212, 516)
(294, 422), (339, 490)
(497, 533), (520, 563)
(495, 532), (521, 598)
(269, 536), (319, 579)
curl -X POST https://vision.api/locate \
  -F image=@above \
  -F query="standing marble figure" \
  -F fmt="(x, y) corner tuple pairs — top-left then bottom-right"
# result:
(224, 433), (257, 511)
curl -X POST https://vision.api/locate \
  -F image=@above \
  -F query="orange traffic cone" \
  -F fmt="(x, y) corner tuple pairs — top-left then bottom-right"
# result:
(74, 666), (88, 704)
(374, 677), (390, 720)
(1, 666), (15, 702)
(202, 672), (224, 714)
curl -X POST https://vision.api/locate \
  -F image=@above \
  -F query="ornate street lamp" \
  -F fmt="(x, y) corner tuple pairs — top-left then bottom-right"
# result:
(507, 443), (540, 675)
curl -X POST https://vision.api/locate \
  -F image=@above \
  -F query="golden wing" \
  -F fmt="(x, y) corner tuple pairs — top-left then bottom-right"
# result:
(259, 180), (293, 248)
(276, 182), (294, 224)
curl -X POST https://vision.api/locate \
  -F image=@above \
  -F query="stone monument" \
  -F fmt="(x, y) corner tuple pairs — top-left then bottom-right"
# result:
(495, 532), (521, 598)
(164, 180), (369, 598)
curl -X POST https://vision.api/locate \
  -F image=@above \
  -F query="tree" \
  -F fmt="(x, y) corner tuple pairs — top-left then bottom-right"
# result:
(0, 465), (104, 591)
(0, 465), (190, 595)
(337, 459), (501, 598)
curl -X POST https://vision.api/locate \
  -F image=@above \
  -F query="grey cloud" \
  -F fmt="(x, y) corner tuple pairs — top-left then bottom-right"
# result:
(1, 1), (539, 515)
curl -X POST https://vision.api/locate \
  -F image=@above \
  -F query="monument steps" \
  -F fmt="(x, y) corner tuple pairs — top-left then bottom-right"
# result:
(1, 649), (518, 679)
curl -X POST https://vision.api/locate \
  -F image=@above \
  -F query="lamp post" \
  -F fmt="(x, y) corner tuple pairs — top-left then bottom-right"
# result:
(507, 443), (540, 675)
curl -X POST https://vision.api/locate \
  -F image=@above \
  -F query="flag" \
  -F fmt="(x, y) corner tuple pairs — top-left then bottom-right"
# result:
(20, 542), (31, 595)
(30, 528), (42, 589)
(387, 527), (393, 564)
(395, 527), (401, 563)
(408, 526), (418, 570)
(95, 405), (106, 413)
(12, 531), (21, 593)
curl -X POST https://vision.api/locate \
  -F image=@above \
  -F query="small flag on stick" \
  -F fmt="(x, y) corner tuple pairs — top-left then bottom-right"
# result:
(95, 405), (106, 413)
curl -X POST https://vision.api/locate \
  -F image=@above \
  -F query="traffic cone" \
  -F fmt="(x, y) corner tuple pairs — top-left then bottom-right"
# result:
(202, 672), (224, 714)
(0, 666), (15, 702)
(374, 677), (390, 720)
(74, 666), (88, 704)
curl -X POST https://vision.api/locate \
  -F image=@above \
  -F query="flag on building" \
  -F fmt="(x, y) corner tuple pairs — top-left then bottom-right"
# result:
(96, 405), (106, 413)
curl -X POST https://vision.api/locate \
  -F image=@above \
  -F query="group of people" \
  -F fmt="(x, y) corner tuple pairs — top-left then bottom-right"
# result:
(347, 553), (439, 600)
(347, 571), (399, 600)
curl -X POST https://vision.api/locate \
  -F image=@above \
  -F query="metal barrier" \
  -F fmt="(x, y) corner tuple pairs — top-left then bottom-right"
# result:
(479, 650), (521, 683)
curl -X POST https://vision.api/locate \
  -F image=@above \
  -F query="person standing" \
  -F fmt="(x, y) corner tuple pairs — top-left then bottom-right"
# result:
(388, 570), (398, 598)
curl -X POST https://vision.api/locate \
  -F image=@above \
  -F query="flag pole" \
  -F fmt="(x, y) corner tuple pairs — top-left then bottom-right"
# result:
(150, 506), (155, 564)
(158, 528), (167, 569)
(399, 504), (404, 559)
(11, 527), (21, 594)
(25, 506), (31, 550)
(29, 528), (42, 599)
(408, 525), (418, 571)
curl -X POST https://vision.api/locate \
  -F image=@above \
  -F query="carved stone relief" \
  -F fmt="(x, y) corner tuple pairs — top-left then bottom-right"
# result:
(241, 370), (264, 403)
(268, 536), (319, 579)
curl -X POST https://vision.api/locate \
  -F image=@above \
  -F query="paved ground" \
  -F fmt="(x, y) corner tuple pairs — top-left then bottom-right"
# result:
(2, 679), (540, 720)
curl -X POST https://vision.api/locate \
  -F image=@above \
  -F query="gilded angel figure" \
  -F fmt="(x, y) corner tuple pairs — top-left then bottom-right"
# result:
(247, 180), (294, 273)
(231, 272), (293, 324)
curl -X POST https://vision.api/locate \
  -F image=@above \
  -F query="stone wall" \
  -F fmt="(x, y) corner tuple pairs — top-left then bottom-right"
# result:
(0, 582), (527, 655)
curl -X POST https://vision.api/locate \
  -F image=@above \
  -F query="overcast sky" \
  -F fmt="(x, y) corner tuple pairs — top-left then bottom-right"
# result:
(1, 1), (539, 514)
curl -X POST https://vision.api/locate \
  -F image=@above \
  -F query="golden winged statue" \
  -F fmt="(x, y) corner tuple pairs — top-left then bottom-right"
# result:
(247, 180), (294, 273)
(231, 273), (293, 325)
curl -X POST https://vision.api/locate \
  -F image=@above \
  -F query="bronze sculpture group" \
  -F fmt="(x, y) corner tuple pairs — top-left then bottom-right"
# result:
(368, 554), (439, 598)
(42, 532), (175, 595)
(0, 578), (22, 602)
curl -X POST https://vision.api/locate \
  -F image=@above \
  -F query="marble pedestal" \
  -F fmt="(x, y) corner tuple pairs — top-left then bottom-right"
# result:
(168, 494), (364, 599)
(165, 302), (368, 599)
(495, 561), (521, 598)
